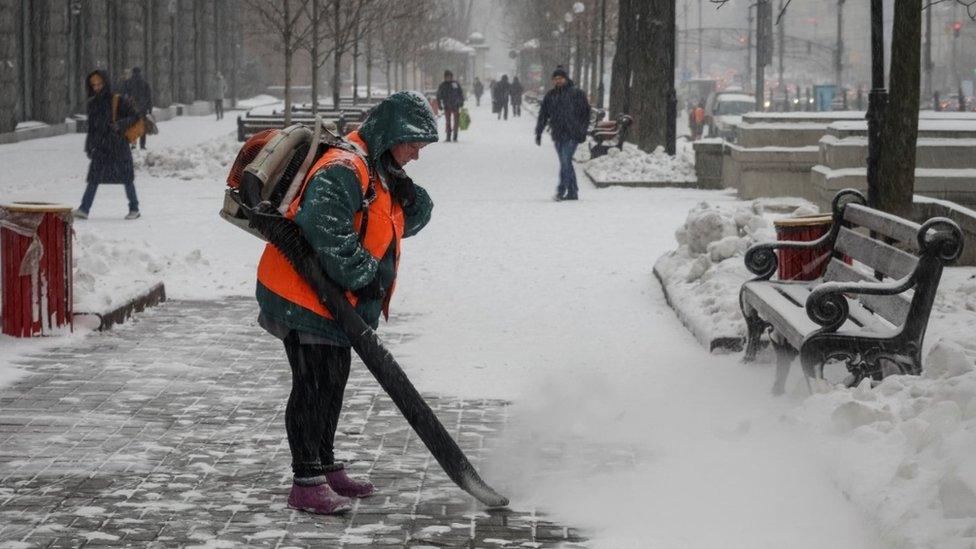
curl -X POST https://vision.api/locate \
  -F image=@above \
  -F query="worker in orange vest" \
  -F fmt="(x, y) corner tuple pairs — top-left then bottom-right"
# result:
(255, 91), (437, 515)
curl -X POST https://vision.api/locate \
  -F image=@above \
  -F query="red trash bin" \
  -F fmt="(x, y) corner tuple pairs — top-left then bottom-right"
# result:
(773, 214), (834, 281)
(1, 202), (74, 337)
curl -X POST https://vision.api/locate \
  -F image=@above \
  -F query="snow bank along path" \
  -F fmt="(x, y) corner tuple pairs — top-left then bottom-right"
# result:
(0, 102), (882, 547)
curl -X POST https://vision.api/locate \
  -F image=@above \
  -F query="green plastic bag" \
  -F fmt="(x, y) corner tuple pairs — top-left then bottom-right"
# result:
(459, 107), (471, 131)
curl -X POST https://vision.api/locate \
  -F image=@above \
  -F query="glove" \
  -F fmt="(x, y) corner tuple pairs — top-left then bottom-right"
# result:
(353, 276), (386, 301)
(391, 175), (417, 207)
(535, 134), (542, 146)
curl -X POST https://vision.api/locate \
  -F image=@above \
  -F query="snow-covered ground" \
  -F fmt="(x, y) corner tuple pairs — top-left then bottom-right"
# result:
(1, 97), (968, 547)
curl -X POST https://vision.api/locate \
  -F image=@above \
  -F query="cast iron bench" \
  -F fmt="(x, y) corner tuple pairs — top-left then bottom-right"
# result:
(739, 189), (964, 393)
(237, 110), (362, 141)
(589, 113), (632, 159)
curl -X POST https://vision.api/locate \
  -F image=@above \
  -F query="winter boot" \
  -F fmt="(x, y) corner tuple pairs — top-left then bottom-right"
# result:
(287, 482), (352, 515)
(72, 209), (88, 219)
(326, 467), (375, 498)
(125, 211), (141, 220)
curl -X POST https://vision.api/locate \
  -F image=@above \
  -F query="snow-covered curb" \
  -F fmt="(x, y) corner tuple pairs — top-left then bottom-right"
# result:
(652, 198), (815, 351)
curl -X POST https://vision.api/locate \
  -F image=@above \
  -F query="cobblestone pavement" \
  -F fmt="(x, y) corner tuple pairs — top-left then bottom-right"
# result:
(0, 298), (584, 548)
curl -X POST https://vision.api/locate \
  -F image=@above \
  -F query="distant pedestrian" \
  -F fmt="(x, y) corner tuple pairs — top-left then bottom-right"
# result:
(74, 70), (141, 220)
(534, 66), (590, 201)
(436, 70), (465, 142)
(509, 76), (524, 117)
(493, 75), (511, 120)
(473, 77), (484, 107)
(213, 72), (227, 120)
(121, 67), (152, 149)
(691, 100), (706, 140)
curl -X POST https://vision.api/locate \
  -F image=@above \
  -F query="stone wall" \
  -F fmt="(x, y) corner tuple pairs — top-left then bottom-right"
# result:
(0, 0), (241, 133)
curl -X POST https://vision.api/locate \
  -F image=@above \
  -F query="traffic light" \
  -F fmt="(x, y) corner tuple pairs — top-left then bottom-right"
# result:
(952, 21), (963, 37)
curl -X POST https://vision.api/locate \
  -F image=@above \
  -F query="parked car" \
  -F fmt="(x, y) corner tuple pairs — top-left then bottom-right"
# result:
(704, 91), (756, 141)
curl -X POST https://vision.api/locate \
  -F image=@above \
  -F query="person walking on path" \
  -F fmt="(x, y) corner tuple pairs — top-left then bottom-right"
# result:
(509, 76), (524, 117)
(493, 75), (511, 120)
(74, 70), (141, 220)
(120, 67), (152, 150)
(436, 70), (464, 142)
(534, 66), (591, 201)
(473, 77), (484, 107)
(255, 91), (437, 516)
(691, 100), (706, 140)
(213, 72), (227, 120)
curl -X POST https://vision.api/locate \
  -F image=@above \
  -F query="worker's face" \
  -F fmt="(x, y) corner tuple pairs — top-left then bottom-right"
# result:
(391, 141), (428, 166)
(445, 74), (453, 82)
(553, 75), (567, 87)
(89, 74), (104, 93)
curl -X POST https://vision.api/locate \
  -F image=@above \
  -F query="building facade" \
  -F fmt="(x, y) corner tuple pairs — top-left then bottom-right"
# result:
(0, 0), (243, 134)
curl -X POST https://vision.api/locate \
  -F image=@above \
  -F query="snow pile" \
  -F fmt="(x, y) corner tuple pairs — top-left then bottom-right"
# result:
(654, 200), (785, 348)
(792, 339), (976, 547)
(585, 141), (696, 183)
(72, 232), (165, 314)
(136, 134), (238, 181)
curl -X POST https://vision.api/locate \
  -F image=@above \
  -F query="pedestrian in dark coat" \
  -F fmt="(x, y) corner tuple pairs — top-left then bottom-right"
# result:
(75, 70), (141, 220)
(213, 72), (228, 120)
(121, 66), (152, 149)
(493, 75), (511, 120)
(436, 70), (465, 142)
(534, 66), (591, 201)
(509, 76), (524, 117)
(473, 77), (484, 107)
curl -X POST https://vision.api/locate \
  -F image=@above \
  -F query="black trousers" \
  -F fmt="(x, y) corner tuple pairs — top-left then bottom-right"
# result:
(282, 333), (351, 478)
(215, 99), (224, 120)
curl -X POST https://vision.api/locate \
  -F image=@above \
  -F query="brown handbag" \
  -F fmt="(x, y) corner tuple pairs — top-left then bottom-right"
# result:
(112, 94), (147, 144)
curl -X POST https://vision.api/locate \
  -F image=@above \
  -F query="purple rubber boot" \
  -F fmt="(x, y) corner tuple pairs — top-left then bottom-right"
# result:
(326, 468), (376, 498)
(287, 483), (352, 515)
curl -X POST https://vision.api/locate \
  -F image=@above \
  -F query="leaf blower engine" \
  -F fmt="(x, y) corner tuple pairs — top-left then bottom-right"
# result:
(221, 119), (354, 240)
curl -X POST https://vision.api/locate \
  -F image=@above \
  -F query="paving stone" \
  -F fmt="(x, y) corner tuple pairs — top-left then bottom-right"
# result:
(0, 298), (583, 547)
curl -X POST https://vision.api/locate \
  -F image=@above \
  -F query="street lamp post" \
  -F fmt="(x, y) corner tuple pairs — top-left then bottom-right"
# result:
(697, 0), (703, 76)
(866, 0), (886, 208)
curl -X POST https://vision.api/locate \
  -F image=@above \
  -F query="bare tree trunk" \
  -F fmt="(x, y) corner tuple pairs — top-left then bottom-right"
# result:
(331, 0), (341, 108)
(365, 35), (373, 101)
(609, 0), (637, 117)
(310, 0), (319, 115)
(630, 0), (671, 152)
(352, 17), (359, 103)
(589, 4), (599, 100)
(876, 0), (921, 217)
(283, 0), (293, 125)
(386, 58), (392, 95)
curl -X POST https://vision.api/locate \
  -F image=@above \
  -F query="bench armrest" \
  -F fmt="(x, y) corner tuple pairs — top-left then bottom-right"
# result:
(805, 276), (916, 332)
(743, 233), (834, 280)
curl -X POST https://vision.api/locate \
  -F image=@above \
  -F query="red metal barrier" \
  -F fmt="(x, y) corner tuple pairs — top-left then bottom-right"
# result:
(773, 214), (834, 281)
(1, 203), (73, 337)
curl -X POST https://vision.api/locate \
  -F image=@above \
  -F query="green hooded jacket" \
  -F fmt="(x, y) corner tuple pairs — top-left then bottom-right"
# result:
(256, 91), (439, 345)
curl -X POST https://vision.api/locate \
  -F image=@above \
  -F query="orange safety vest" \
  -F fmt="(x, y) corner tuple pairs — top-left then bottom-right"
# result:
(256, 131), (404, 320)
(693, 107), (705, 124)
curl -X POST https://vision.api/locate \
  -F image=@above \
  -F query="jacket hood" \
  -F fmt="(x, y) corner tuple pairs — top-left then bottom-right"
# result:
(86, 70), (113, 98)
(357, 91), (439, 165)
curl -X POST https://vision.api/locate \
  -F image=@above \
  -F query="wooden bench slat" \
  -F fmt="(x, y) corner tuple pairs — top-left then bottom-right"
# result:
(823, 258), (912, 325)
(843, 203), (922, 249)
(774, 280), (897, 334)
(834, 226), (918, 280)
